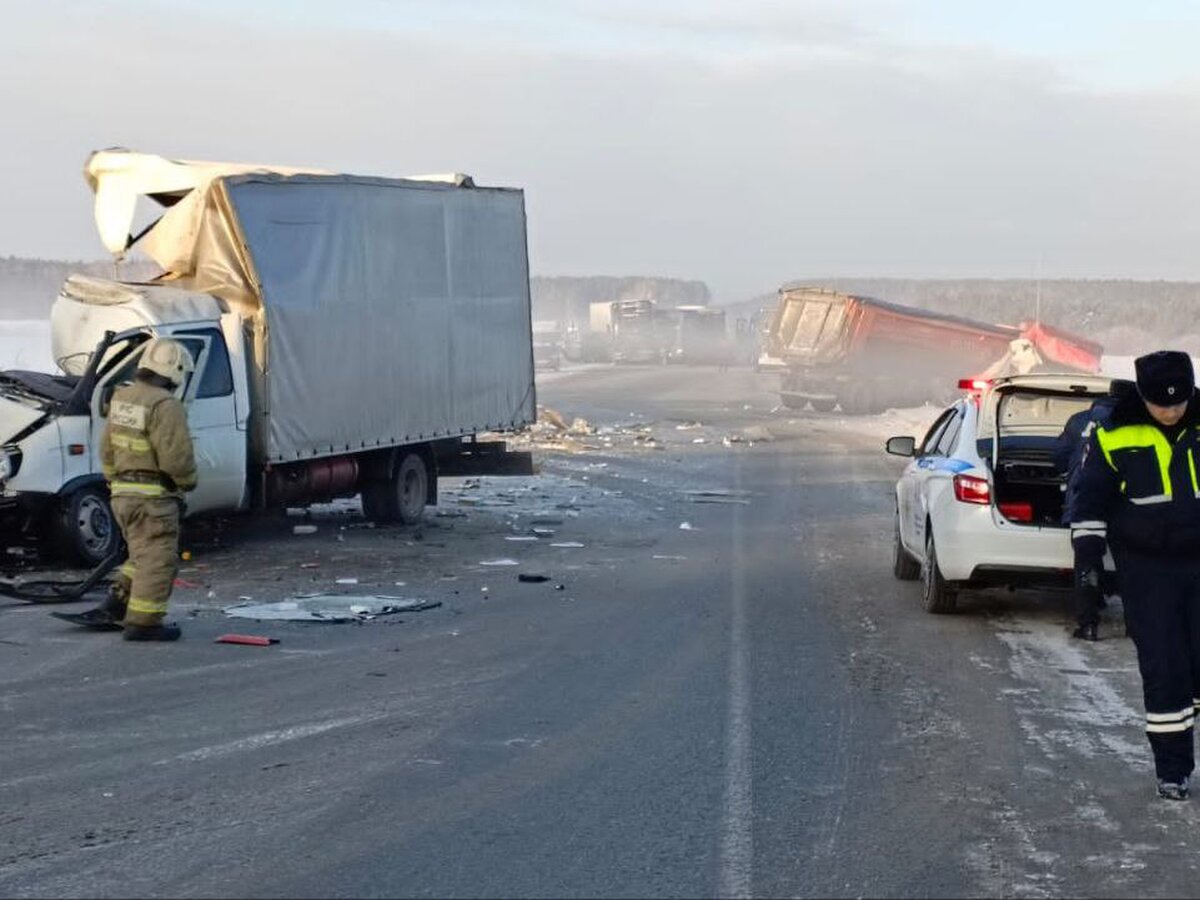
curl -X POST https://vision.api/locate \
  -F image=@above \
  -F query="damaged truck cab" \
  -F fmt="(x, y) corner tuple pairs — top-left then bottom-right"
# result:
(0, 149), (537, 564)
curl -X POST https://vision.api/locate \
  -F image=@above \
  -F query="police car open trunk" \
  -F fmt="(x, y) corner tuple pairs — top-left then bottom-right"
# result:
(975, 374), (1113, 527)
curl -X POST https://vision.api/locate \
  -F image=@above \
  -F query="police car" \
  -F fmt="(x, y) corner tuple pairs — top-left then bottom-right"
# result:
(886, 373), (1112, 613)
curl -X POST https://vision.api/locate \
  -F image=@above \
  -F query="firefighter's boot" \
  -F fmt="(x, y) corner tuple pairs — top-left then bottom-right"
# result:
(123, 623), (181, 642)
(62, 577), (130, 629)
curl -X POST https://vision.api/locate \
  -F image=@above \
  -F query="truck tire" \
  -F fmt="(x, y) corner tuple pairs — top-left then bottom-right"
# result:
(810, 398), (837, 413)
(360, 482), (394, 523)
(361, 452), (429, 525)
(393, 453), (429, 525)
(841, 383), (876, 415)
(893, 509), (920, 580)
(921, 529), (958, 614)
(56, 486), (121, 567)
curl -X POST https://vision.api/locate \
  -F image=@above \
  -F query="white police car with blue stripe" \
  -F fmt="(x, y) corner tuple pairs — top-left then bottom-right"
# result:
(886, 373), (1112, 613)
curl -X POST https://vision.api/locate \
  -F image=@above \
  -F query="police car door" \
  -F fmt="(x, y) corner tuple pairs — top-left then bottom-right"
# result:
(171, 329), (246, 515)
(907, 406), (960, 552)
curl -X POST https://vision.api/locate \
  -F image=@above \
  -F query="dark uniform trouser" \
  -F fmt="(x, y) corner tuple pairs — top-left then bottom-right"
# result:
(1119, 554), (1200, 781)
(111, 495), (181, 628)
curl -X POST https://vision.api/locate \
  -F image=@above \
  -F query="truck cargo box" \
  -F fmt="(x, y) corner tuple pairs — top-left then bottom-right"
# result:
(224, 174), (535, 462)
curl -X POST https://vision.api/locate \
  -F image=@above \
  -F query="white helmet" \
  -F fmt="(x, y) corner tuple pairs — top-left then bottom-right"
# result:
(139, 337), (195, 386)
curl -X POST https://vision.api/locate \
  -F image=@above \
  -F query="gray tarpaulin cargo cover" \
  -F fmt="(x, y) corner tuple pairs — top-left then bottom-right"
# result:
(83, 150), (536, 463)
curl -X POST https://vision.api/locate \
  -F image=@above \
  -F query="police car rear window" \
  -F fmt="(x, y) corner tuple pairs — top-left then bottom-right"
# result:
(998, 392), (1097, 437)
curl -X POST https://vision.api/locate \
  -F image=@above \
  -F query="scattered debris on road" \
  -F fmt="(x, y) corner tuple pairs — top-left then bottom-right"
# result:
(480, 558), (520, 567)
(224, 595), (442, 622)
(518, 574), (550, 583)
(683, 490), (753, 505)
(215, 633), (279, 646)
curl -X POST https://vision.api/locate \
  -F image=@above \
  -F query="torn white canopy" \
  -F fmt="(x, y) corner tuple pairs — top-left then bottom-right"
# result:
(83, 147), (474, 268)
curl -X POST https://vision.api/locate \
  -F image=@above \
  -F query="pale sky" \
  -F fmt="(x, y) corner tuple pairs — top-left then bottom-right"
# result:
(3, 0), (1200, 300)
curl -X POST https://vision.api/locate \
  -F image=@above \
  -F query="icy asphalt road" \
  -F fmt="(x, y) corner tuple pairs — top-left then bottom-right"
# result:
(3, 364), (1200, 898)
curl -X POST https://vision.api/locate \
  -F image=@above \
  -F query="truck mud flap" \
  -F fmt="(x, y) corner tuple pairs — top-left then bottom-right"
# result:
(436, 441), (535, 477)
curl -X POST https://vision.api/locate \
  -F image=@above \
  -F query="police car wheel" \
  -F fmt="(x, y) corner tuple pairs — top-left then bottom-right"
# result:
(921, 530), (958, 614)
(56, 486), (121, 567)
(893, 510), (920, 581)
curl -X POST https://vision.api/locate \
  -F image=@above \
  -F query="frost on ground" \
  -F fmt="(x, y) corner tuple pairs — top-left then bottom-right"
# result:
(992, 617), (1145, 768)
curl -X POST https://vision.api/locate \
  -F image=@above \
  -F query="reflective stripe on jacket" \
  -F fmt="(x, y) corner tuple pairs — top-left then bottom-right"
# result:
(1071, 390), (1200, 559)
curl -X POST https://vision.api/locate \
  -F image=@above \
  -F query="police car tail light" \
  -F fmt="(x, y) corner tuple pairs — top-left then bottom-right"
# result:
(952, 473), (991, 505)
(998, 500), (1034, 522)
(957, 378), (991, 393)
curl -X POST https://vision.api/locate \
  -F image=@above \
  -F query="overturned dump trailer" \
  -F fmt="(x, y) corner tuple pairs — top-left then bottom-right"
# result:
(768, 285), (1102, 413)
(0, 149), (536, 564)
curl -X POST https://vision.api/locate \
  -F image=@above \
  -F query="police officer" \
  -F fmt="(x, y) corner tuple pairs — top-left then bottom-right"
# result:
(94, 337), (197, 642)
(1072, 351), (1200, 800)
(1056, 389), (1120, 641)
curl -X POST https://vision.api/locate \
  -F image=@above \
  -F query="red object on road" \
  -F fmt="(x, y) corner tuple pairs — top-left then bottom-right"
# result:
(214, 633), (279, 646)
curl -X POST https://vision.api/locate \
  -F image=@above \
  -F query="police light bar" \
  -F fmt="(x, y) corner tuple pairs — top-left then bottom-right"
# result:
(957, 379), (991, 392)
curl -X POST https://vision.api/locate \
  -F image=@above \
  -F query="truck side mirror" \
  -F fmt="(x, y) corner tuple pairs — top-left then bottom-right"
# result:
(886, 435), (916, 457)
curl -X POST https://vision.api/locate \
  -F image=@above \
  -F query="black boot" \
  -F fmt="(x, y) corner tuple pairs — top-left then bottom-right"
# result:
(1072, 622), (1099, 642)
(59, 584), (128, 629)
(1158, 777), (1190, 801)
(123, 623), (181, 642)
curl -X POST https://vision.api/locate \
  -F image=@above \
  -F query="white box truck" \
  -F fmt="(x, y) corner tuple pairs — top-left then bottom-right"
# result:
(0, 150), (536, 564)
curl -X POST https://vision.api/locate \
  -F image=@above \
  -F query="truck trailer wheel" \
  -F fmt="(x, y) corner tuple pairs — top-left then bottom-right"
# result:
(810, 398), (837, 413)
(56, 486), (121, 567)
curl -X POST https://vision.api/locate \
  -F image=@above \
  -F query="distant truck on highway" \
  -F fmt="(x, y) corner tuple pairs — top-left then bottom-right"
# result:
(663, 306), (728, 365)
(531, 320), (565, 370)
(767, 285), (1102, 413)
(0, 149), (536, 564)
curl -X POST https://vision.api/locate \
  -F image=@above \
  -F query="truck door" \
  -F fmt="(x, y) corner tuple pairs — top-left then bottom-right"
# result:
(172, 328), (247, 515)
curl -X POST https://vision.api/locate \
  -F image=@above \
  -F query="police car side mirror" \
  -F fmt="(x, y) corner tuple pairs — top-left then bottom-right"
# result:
(886, 435), (917, 457)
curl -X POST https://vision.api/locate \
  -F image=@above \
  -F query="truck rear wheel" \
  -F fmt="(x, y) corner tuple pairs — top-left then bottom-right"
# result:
(840, 383), (876, 415)
(360, 452), (429, 525)
(810, 398), (837, 413)
(393, 453), (429, 525)
(56, 486), (121, 567)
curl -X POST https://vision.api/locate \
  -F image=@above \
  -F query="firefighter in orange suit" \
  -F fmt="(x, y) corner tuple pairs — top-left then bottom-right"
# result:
(93, 337), (197, 641)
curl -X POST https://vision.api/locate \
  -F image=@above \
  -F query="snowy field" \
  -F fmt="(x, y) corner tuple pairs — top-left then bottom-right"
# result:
(0, 320), (54, 372)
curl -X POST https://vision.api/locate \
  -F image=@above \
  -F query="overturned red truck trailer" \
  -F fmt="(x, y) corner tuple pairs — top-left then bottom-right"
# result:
(767, 286), (1103, 413)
